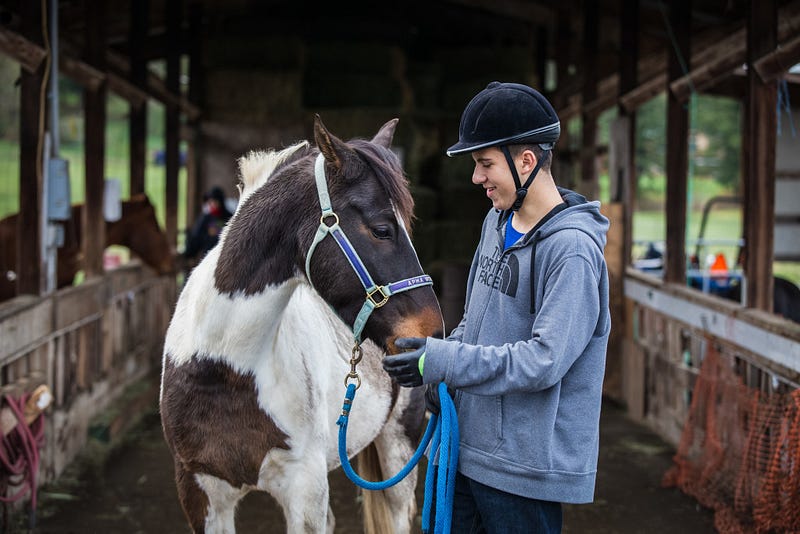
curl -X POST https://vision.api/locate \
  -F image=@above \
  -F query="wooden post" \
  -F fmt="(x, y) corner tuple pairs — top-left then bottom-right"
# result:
(619, 0), (639, 264)
(580, 0), (598, 200)
(165, 0), (182, 247)
(606, 0), (639, 404)
(83, 0), (107, 279)
(17, 0), (45, 296)
(663, 0), (691, 285)
(129, 0), (148, 197)
(186, 1), (204, 230)
(743, 0), (777, 311)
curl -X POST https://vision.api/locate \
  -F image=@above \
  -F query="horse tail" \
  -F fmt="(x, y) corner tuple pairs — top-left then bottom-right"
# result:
(358, 443), (394, 534)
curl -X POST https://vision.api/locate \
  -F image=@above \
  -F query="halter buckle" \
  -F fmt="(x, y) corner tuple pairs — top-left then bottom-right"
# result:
(366, 286), (390, 308)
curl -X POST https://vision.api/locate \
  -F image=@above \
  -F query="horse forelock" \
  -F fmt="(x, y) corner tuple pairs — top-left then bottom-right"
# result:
(349, 140), (415, 232)
(237, 141), (311, 203)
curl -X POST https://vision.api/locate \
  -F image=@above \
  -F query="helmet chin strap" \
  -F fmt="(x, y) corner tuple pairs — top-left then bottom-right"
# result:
(501, 145), (548, 211)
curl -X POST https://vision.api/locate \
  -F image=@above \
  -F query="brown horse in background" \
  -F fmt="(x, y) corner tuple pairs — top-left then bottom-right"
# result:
(0, 193), (175, 302)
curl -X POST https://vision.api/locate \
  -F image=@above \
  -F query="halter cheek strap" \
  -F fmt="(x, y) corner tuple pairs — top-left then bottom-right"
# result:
(305, 154), (433, 344)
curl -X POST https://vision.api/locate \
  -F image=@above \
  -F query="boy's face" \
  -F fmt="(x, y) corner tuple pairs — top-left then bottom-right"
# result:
(470, 147), (518, 211)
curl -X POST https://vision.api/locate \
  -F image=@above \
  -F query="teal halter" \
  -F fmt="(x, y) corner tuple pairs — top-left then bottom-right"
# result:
(304, 153), (434, 347)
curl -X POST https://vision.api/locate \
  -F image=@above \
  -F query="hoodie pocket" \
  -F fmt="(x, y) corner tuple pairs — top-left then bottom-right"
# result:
(458, 393), (503, 454)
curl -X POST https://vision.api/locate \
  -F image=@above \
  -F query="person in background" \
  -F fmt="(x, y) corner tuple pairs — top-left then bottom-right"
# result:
(382, 81), (611, 533)
(183, 186), (233, 262)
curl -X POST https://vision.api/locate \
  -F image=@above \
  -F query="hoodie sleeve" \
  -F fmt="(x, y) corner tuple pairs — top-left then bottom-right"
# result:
(424, 252), (602, 395)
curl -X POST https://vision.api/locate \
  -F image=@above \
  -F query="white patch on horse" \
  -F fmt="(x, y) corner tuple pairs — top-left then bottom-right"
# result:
(236, 141), (309, 206)
(195, 473), (247, 534)
(163, 261), (394, 459)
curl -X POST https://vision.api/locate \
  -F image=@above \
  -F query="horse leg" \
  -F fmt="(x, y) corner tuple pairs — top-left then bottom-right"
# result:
(174, 461), (212, 533)
(370, 390), (427, 534)
(174, 459), (246, 534)
(195, 473), (248, 534)
(263, 452), (330, 533)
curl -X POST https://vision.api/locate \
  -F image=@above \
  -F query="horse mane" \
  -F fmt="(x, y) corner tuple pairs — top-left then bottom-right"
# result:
(349, 140), (415, 231)
(237, 141), (310, 205)
(235, 137), (414, 230)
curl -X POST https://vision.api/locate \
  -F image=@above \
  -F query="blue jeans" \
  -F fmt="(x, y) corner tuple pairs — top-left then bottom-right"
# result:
(448, 472), (563, 533)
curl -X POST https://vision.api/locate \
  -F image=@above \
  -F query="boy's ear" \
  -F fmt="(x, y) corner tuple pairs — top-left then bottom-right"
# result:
(520, 149), (538, 174)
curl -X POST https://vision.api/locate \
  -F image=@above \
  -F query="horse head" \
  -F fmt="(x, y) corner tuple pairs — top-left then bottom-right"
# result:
(109, 194), (176, 275)
(215, 116), (443, 353)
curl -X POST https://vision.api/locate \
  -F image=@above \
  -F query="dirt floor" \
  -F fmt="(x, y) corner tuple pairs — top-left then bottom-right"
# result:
(18, 397), (716, 533)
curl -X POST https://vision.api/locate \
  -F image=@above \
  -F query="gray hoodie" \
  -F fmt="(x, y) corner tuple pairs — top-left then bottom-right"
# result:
(424, 188), (610, 504)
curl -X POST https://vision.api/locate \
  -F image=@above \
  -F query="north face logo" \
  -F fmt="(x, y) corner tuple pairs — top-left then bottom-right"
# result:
(477, 247), (519, 298)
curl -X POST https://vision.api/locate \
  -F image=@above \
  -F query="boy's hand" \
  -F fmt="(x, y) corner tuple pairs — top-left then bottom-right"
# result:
(425, 383), (455, 415)
(382, 337), (426, 387)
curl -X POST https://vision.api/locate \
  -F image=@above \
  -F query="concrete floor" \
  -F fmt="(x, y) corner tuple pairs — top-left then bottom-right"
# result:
(22, 397), (716, 533)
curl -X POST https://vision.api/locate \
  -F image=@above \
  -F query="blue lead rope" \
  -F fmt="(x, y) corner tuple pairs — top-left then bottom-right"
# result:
(337, 382), (459, 533)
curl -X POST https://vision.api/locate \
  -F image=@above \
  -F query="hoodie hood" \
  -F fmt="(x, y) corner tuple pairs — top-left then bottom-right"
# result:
(517, 187), (609, 252)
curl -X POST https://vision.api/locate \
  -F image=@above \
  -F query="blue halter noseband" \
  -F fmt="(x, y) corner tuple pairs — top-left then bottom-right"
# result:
(304, 153), (433, 384)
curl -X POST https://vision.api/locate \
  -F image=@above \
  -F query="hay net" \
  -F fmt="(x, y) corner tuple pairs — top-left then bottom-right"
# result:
(663, 341), (800, 533)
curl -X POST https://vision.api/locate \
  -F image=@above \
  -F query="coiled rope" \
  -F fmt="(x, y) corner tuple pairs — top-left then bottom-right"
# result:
(0, 392), (46, 529)
(337, 382), (459, 533)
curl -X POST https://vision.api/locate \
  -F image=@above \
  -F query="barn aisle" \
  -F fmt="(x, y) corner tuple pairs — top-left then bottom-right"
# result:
(24, 397), (715, 534)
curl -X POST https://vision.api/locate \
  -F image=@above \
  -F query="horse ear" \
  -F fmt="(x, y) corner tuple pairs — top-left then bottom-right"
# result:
(371, 118), (399, 148)
(313, 114), (346, 172)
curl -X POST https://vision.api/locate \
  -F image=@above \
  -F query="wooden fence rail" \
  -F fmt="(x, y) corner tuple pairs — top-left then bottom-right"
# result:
(0, 263), (176, 483)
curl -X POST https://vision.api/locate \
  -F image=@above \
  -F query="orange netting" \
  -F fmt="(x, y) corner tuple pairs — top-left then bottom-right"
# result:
(663, 343), (800, 533)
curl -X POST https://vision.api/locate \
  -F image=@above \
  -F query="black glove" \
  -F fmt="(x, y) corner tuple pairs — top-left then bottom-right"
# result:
(382, 337), (426, 387)
(425, 383), (455, 415)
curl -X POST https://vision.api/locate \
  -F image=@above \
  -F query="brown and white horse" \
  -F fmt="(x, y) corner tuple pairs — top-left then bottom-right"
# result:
(0, 193), (175, 301)
(159, 116), (444, 533)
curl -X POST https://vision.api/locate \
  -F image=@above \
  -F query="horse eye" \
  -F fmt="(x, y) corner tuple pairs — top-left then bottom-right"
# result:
(371, 226), (392, 240)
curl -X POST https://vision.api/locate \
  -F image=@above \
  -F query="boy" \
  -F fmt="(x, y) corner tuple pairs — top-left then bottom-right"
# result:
(383, 81), (611, 533)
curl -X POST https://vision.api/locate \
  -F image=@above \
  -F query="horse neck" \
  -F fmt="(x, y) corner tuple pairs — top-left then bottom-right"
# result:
(166, 242), (306, 367)
(213, 178), (311, 296)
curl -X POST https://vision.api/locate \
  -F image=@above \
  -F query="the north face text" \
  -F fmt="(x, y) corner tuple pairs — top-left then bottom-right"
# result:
(477, 247), (519, 297)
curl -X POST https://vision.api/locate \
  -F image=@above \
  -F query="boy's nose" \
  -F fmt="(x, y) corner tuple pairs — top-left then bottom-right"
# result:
(471, 167), (485, 185)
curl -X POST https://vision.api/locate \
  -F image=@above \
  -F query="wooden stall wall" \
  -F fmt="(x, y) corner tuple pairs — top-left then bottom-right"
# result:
(622, 270), (800, 446)
(0, 264), (175, 483)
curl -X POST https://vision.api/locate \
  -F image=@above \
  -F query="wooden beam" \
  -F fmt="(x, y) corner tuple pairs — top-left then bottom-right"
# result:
(669, 1), (800, 101)
(104, 48), (201, 120)
(0, 25), (48, 73)
(165, 0), (182, 247)
(619, 0), (639, 245)
(186, 1), (203, 229)
(129, 0), (148, 196)
(107, 71), (147, 108)
(663, 0), (691, 285)
(0, 24), (166, 115)
(17, 0), (44, 296)
(754, 33), (800, 83)
(619, 69), (666, 112)
(59, 53), (104, 91)
(580, 0), (599, 199)
(669, 30), (744, 101)
(743, 0), (777, 312)
(82, 0), (107, 280)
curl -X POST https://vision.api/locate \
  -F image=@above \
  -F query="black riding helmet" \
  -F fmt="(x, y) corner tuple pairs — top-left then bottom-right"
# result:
(447, 81), (560, 211)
